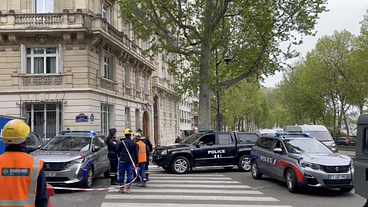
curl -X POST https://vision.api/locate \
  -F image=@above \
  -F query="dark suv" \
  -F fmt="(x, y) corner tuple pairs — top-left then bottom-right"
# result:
(152, 130), (259, 174)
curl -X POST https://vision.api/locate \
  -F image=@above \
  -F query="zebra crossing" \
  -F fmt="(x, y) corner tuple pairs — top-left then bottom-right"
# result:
(101, 165), (293, 207)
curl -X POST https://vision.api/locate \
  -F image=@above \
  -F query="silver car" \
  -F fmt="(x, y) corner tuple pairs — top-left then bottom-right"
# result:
(31, 130), (110, 188)
(250, 133), (354, 193)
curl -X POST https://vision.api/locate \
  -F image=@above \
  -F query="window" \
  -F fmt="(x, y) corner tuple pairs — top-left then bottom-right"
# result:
(24, 103), (62, 139)
(135, 109), (140, 129)
(26, 47), (59, 74)
(102, 53), (114, 80)
(218, 133), (233, 145)
(237, 133), (259, 143)
(197, 134), (215, 146)
(135, 70), (140, 90)
(142, 40), (147, 50)
(256, 137), (273, 150)
(102, 4), (111, 23)
(143, 75), (148, 93)
(34, 0), (54, 13)
(365, 129), (368, 152)
(101, 104), (111, 135)
(42, 136), (91, 152)
(124, 64), (131, 87)
(124, 21), (131, 38)
(93, 136), (103, 147)
(133, 33), (138, 45)
(125, 107), (131, 128)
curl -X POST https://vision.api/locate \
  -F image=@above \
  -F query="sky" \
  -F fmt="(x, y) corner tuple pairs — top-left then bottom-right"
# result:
(262, 0), (368, 88)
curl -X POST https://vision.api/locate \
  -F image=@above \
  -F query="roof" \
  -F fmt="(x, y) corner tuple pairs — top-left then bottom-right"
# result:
(358, 114), (368, 125)
(285, 125), (328, 131)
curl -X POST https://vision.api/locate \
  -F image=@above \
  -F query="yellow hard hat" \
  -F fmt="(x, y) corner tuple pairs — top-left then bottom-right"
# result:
(1, 119), (30, 145)
(134, 133), (141, 138)
(124, 128), (132, 135)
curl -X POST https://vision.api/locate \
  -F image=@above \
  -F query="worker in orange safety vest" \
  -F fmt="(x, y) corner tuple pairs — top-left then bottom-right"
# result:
(134, 133), (147, 187)
(0, 119), (48, 207)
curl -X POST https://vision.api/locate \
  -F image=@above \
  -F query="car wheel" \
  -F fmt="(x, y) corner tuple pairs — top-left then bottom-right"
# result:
(339, 187), (354, 192)
(251, 161), (262, 179)
(285, 168), (299, 193)
(171, 156), (190, 174)
(81, 166), (94, 188)
(238, 155), (251, 172)
(104, 169), (110, 178)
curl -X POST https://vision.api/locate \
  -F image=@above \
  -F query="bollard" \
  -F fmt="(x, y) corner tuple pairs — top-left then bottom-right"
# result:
(47, 184), (57, 207)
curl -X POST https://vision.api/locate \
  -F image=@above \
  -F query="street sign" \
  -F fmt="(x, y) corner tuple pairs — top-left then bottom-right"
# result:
(215, 114), (224, 122)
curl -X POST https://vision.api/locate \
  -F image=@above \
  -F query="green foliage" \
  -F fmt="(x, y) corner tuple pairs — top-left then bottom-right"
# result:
(117, 0), (327, 129)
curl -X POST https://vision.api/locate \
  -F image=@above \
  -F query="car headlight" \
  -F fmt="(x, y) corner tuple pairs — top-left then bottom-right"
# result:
(350, 161), (354, 170)
(161, 150), (168, 155)
(300, 160), (320, 170)
(65, 157), (85, 168)
(331, 141), (336, 147)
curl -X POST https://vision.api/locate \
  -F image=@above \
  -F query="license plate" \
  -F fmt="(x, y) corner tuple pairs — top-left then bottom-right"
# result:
(45, 172), (57, 177)
(328, 174), (347, 179)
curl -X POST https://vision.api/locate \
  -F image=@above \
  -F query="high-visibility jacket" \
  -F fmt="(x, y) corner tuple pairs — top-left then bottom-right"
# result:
(0, 152), (44, 207)
(137, 140), (147, 163)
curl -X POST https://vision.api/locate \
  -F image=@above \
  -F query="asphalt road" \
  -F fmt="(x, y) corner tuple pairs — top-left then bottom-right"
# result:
(50, 164), (366, 207)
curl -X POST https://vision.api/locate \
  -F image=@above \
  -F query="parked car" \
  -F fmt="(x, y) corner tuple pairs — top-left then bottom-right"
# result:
(335, 137), (350, 145)
(250, 133), (354, 193)
(30, 130), (110, 188)
(25, 132), (44, 153)
(152, 130), (259, 174)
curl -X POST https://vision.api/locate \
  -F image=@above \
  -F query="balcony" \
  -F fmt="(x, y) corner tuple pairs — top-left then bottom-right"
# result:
(11, 72), (73, 89)
(0, 11), (155, 71)
(98, 77), (117, 92)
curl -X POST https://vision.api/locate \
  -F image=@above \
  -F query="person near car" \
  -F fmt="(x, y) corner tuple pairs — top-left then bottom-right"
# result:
(133, 133), (148, 187)
(0, 119), (48, 207)
(136, 128), (153, 181)
(105, 128), (119, 185)
(116, 128), (138, 194)
(175, 136), (182, 143)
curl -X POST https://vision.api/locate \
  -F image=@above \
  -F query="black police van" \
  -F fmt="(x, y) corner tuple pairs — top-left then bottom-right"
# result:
(152, 130), (259, 174)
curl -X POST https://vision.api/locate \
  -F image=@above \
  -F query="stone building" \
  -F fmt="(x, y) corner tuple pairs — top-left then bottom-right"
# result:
(0, 0), (179, 145)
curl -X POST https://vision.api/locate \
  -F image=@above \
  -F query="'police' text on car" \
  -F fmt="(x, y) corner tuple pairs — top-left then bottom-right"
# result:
(250, 133), (354, 193)
(31, 130), (110, 188)
(152, 130), (259, 174)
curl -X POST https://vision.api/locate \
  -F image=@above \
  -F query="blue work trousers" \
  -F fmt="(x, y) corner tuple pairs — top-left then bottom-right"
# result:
(118, 161), (134, 185)
(137, 162), (146, 182)
(108, 157), (118, 176)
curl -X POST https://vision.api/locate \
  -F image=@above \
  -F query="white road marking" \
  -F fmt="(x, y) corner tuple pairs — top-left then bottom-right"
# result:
(148, 180), (240, 184)
(148, 176), (232, 180)
(107, 188), (263, 194)
(127, 184), (251, 188)
(101, 203), (293, 207)
(104, 194), (279, 202)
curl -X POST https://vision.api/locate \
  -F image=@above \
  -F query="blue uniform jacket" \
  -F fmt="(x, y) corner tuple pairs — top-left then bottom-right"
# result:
(5, 144), (48, 207)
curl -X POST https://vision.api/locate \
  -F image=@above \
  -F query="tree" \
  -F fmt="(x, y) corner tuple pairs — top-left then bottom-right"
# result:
(118, 0), (327, 130)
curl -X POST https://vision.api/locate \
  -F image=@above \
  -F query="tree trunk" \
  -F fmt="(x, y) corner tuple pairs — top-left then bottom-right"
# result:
(198, 0), (213, 131)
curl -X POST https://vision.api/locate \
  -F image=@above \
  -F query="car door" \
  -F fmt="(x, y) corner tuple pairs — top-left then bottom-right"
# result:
(215, 133), (237, 165)
(92, 136), (104, 176)
(256, 137), (275, 176)
(270, 139), (287, 180)
(191, 133), (217, 166)
(97, 136), (109, 172)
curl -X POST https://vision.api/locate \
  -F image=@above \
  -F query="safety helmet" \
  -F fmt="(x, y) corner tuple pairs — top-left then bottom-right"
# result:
(124, 128), (132, 135)
(134, 133), (141, 139)
(1, 119), (30, 145)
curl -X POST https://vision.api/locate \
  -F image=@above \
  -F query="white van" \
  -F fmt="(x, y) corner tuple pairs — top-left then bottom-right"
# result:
(284, 125), (337, 152)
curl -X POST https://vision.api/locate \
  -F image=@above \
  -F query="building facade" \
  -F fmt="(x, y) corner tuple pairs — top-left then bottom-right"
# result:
(179, 91), (199, 139)
(0, 0), (179, 145)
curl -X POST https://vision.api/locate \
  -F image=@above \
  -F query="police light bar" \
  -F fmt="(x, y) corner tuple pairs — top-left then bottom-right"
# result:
(275, 133), (311, 138)
(59, 130), (98, 135)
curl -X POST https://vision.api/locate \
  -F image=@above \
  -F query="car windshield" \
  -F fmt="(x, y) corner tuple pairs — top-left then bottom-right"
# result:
(283, 138), (332, 154)
(41, 136), (91, 151)
(182, 133), (201, 144)
(305, 131), (333, 141)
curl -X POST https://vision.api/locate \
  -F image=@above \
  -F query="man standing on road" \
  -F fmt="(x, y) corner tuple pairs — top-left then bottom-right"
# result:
(117, 128), (138, 194)
(134, 133), (148, 187)
(137, 128), (153, 181)
(0, 119), (48, 207)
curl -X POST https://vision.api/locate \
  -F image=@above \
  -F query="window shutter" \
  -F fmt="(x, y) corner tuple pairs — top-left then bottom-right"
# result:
(58, 43), (63, 73)
(20, 44), (26, 74)
(112, 57), (117, 81)
(99, 50), (104, 77)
